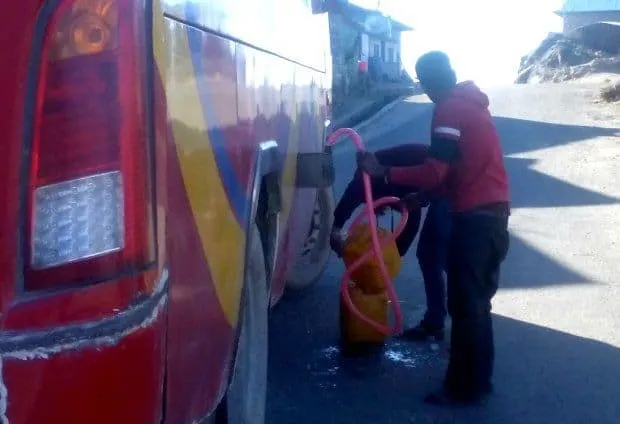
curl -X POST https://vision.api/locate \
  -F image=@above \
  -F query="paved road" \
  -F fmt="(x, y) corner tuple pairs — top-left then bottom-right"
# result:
(267, 83), (620, 424)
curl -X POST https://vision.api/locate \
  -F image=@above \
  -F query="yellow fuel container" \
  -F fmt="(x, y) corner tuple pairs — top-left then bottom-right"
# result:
(340, 284), (388, 345)
(341, 223), (401, 293)
(339, 223), (401, 354)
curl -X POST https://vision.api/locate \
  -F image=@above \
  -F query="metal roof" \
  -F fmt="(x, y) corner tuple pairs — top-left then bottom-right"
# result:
(343, 2), (413, 31)
(558, 0), (620, 13)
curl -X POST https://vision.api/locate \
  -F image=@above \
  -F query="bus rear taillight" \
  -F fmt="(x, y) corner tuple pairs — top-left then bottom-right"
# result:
(25, 0), (154, 292)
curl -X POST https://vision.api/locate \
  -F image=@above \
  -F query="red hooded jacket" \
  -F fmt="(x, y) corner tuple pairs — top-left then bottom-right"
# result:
(388, 81), (510, 213)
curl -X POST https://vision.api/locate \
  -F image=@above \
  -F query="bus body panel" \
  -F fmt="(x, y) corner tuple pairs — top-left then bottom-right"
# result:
(2, 317), (166, 424)
(160, 0), (329, 417)
(0, 2), (38, 325)
(164, 0), (327, 73)
(0, 0), (329, 422)
(162, 20), (242, 421)
(0, 1), (168, 422)
(0, 0), (168, 424)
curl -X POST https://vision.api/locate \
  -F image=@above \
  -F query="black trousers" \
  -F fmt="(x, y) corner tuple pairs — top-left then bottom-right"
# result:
(444, 212), (510, 397)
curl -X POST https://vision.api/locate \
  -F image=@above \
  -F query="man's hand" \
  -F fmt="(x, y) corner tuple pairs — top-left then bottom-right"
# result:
(330, 227), (345, 257)
(356, 151), (388, 179)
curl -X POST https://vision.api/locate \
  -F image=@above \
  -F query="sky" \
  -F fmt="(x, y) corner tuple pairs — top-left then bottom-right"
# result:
(351, 0), (565, 86)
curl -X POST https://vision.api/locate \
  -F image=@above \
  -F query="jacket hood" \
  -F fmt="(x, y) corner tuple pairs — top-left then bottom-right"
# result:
(451, 81), (489, 109)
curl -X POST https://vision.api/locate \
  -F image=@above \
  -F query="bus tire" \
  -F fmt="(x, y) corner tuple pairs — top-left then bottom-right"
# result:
(286, 186), (335, 290)
(216, 225), (269, 424)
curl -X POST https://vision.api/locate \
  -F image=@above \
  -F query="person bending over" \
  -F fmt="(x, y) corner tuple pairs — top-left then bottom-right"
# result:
(330, 143), (452, 341)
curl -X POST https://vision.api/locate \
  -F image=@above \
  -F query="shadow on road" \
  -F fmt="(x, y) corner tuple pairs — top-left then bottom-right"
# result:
(497, 116), (620, 208)
(505, 157), (618, 208)
(267, 296), (620, 424)
(500, 234), (585, 288)
(494, 116), (620, 156)
(485, 315), (620, 424)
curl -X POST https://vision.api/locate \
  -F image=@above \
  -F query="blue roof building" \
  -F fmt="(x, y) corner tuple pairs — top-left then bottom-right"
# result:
(556, 0), (620, 33)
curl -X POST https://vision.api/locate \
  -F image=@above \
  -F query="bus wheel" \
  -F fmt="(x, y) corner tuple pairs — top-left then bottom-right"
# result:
(286, 186), (334, 290)
(217, 225), (269, 424)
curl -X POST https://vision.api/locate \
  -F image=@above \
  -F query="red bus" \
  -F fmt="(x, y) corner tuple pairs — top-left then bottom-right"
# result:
(0, 0), (333, 422)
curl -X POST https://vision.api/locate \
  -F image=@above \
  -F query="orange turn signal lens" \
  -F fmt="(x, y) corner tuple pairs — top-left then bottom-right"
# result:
(49, 0), (118, 61)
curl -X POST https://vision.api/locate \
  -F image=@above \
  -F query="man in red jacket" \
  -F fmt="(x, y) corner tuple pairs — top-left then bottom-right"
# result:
(357, 51), (510, 406)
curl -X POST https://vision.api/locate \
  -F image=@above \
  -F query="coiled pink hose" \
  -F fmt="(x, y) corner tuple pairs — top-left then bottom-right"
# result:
(326, 128), (409, 335)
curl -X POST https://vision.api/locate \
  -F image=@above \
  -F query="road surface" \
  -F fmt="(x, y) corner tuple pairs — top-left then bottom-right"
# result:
(267, 82), (620, 424)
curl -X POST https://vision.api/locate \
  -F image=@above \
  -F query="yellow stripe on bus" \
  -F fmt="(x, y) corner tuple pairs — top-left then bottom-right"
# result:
(165, 26), (245, 327)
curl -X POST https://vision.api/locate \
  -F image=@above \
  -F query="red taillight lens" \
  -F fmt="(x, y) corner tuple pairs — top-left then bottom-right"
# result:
(25, 0), (155, 291)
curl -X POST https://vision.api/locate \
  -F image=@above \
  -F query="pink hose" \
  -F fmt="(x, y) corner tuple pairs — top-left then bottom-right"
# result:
(326, 128), (409, 335)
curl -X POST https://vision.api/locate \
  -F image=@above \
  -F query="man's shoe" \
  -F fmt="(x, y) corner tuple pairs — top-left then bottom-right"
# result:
(400, 322), (444, 341)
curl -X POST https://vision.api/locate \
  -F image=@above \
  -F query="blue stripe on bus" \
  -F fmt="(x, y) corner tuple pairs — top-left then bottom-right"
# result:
(184, 3), (248, 225)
